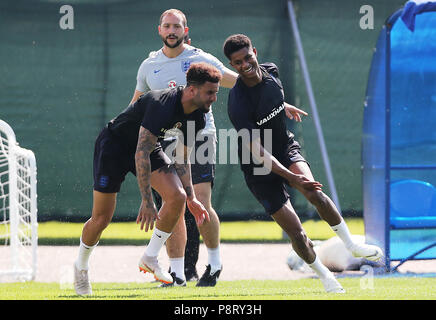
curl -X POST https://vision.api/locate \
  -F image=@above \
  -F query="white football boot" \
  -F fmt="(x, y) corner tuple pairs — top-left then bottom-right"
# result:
(349, 243), (383, 262)
(73, 263), (92, 296)
(139, 255), (173, 284)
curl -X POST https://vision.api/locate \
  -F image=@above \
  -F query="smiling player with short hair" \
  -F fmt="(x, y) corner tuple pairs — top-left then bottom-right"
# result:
(223, 34), (383, 293)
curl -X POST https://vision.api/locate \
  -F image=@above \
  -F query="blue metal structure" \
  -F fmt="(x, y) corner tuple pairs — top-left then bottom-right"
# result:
(362, 1), (436, 271)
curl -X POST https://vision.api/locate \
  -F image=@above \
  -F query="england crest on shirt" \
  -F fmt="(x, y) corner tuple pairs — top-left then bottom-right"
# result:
(181, 60), (191, 73)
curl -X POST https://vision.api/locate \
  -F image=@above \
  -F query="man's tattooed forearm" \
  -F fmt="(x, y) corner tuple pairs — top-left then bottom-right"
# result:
(185, 186), (193, 198)
(173, 163), (193, 198)
(136, 152), (154, 207)
(174, 163), (188, 177)
(135, 128), (157, 206)
(136, 130), (156, 154)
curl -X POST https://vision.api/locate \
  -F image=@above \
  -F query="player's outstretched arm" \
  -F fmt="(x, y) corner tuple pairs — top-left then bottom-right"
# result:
(173, 143), (209, 226)
(135, 126), (159, 232)
(250, 137), (323, 192)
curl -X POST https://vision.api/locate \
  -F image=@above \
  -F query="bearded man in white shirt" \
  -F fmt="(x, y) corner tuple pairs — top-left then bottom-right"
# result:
(129, 9), (238, 287)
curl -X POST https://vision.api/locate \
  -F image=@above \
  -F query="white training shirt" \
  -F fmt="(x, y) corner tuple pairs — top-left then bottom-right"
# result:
(136, 44), (226, 135)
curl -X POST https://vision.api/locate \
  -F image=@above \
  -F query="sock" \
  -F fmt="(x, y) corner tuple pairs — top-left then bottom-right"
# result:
(144, 228), (172, 257)
(308, 255), (331, 279)
(169, 257), (185, 281)
(331, 219), (355, 249)
(75, 237), (98, 271)
(207, 246), (221, 273)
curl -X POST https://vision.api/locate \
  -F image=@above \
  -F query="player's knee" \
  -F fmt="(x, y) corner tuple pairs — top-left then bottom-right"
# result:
(90, 214), (112, 231)
(307, 190), (328, 208)
(167, 188), (187, 207)
(292, 229), (310, 248)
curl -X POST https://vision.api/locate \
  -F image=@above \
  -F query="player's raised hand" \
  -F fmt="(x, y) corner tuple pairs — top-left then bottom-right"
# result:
(284, 102), (308, 122)
(136, 199), (159, 232)
(288, 173), (323, 191)
(187, 198), (210, 226)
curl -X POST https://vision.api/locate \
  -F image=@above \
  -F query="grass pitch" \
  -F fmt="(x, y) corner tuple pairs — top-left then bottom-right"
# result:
(1, 277), (436, 300)
(2, 218), (435, 302)
(36, 218), (364, 245)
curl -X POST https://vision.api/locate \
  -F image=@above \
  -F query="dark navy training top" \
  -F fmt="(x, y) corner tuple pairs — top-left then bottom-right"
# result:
(107, 86), (206, 153)
(228, 63), (294, 175)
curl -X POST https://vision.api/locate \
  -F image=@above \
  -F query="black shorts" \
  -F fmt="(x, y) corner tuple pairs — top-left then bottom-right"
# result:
(244, 139), (308, 215)
(93, 127), (171, 193)
(191, 133), (216, 186)
(244, 174), (290, 215)
(281, 138), (308, 169)
(191, 161), (215, 186)
(160, 133), (216, 187)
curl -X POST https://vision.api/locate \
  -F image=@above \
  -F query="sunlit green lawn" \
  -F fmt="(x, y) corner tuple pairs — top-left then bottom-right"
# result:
(36, 218), (364, 245)
(3, 218), (435, 302)
(1, 277), (435, 300)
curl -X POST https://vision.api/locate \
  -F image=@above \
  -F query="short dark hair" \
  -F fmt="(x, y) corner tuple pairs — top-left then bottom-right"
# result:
(186, 62), (222, 87)
(223, 34), (253, 60)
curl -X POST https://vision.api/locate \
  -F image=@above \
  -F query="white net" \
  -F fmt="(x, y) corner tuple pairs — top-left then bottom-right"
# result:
(0, 120), (37, 281)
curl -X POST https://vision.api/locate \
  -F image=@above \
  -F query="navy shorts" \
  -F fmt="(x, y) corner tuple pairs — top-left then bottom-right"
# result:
(160, 133), (216, 187)
(191, 133), (216, 186)
(93, 127), (171, 193)
(244, 139), (308, 215)
(191, 161), (215, 186)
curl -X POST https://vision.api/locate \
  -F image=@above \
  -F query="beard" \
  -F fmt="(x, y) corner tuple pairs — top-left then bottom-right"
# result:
(162, 35), (184, 49)
(199, 104), (211, 113)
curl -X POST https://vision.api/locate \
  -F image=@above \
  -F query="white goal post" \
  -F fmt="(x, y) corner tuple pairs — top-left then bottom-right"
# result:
(0, 119), (38, 281)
